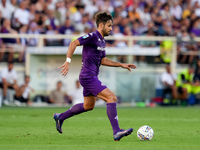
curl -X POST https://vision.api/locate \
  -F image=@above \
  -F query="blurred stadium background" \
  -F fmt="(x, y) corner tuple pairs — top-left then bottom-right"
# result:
(1, 0), (200, 106)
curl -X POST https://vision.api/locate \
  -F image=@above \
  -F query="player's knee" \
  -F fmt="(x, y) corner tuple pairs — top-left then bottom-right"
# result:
(85, 106), (94, 111)
(107, 95), (117, 103)
(84, 104), (94, 111)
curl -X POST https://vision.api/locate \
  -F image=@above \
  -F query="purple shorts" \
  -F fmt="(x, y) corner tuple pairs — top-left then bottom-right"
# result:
(79, 75), (107, 97)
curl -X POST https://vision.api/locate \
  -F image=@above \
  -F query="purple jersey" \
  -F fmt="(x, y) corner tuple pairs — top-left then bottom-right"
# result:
(78, 30), (106, 77)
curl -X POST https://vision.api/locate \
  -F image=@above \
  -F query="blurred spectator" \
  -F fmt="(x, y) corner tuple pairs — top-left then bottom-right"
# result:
(171, 17), (181, 31)
(29, 4), (37, 22)
(151, 9), (162, 27)
(0, 10), (3, 61)
(159, 26), (174, 63)
(46, 0), (57, 11)
(56, 0), (66, 25)
(131, 21), (142, 36)
(123, 25), (132, 36)
(84, 0), (98, 19)
(111, 25), (127, 48)
(27, 22), (40, 46)
(109, 25), (127, 63)
(194, 58), (200, 81)
(118, 17), (129, 33)
(112, 15), (122, 26)
(176, 65), (194, 102)
(0, 9), (2, 24)
(160, 39), (173, 64)
(140, 30), (157, 47)
(181, 18), (191, 31)
(49, 81), (71, 104)
(75, 13), (93, 34)
(70, 80), (84, 105)
(71, 3), (84, 23)
(34, 12), (46, 32)
(160, 3), (172, 21)
(18, 25), (27, 61)
(191, 0), (200, 6)
(44, 9), (61, 46)
(13, 0), (30, 31)
(0, 61), (19, 104)
(139, 29), (157, 65)
(14, 75), (34, 106)
(0, 0), (15, 20)
(190, 11), (198, 24)
(186, 33), (198, 64)
(44, 23), (61, 46)
(182, 4), (191, 19)
(10, 0), (17, 8)
(113, 5), (127, 18)
(154, 0), (163, 10)
(1, 19), (24, 62)
(161, 64), (178, 103)
(142, 21), (158, 35)
(177, 30), (198, 64)
(170, 1), (182, 20)
(192, 58), (200, 104)
(45, 9), (60, 30)
(138, 3), (151, 26)
(190, 18), (200, 36)
(66, 0), (78, 15)
(194, 1), (200, 17)
(35, 0), (46, 13)
(58, 17), (74, 46)
(100, 0), (114, 14)
(177, 29), (190, 64)
(128, 5), (141, 23)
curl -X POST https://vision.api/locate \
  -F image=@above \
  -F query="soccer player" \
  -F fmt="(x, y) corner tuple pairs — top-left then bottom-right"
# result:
(53, 12), (136, 141)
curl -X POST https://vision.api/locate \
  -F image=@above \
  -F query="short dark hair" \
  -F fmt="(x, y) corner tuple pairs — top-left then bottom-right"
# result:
(95, 12), (113, 27)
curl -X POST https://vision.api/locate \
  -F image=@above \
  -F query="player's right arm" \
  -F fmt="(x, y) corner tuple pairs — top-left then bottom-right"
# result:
(59, 39), (80, 76)
(59, 33), (96, 76)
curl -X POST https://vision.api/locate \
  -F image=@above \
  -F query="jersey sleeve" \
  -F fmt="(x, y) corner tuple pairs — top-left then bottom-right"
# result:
(78, 33), (98, 45)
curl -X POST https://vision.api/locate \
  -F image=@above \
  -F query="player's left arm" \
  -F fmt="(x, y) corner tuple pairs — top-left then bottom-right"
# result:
(101, 57), (137, 72)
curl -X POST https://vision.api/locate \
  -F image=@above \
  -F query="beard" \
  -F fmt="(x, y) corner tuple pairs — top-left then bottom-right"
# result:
(102, 28), (110, 36)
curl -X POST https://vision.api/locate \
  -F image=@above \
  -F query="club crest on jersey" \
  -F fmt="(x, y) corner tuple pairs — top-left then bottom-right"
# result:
(82, 34), (89, 39)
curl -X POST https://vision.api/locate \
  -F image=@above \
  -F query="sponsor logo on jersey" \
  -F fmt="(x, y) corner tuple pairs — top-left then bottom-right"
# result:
(97, 46), (105, 51)
(82, 34), (89, 39)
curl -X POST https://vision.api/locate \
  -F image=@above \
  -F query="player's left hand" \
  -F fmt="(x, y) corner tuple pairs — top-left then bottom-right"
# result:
(121, 64), (137, 72)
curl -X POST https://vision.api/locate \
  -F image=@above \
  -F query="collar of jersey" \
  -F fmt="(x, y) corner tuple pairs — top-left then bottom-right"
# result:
(95, 30), (104, 40)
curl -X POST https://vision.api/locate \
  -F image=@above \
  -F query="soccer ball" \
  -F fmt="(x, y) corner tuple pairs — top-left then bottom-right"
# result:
(137, 125), (154, 141)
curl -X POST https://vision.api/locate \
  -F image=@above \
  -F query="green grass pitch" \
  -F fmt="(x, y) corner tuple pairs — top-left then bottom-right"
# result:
(0, 106), (199, 150)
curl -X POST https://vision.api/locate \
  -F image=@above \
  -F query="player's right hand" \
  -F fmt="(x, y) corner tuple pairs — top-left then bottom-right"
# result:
(58, 62), (70, 76)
